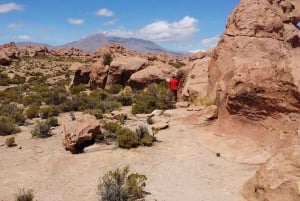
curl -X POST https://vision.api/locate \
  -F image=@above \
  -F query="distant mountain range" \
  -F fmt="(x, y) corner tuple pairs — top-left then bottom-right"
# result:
(16, 33), (183, 54)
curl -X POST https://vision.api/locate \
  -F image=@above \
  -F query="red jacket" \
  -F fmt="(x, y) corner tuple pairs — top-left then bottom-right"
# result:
(169, 78), (178, 91)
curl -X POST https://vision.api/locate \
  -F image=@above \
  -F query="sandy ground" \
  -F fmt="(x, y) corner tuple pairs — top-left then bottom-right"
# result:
(0, 107), (260, 201)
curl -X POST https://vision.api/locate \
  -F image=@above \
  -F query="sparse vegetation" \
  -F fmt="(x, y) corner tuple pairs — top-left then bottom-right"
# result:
(25, 104), (40, 119)
(98, 166), (147, 201)
(31, 121), (52, 138)
(5, 136), (16, 147)
(135, 125), (155, 146)
(0, 116), (19, 136)
(103, 53), (113, 66)
(168, 60), (186, 68)
(15, 189), (34, 201)
(117, 128), (139, 149)
(132, 81), (173, 114)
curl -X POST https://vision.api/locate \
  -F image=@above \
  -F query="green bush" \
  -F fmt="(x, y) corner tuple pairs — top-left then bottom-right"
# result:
(25, 104), (40, 119)
(0, 116), (18, 136)
(0, 104), (25, 125)
(39, 106), (60, 119)
(135, 125), (155, 146)
(10, 74), (26, 84)
(31, 121), (51, 138)
(22, 94), (43, 106)
(5, 136), (16, 147)
(98, 166), (147, 201)
(102, 53), (113, 66)
(168, 60), (186, 68)
(132, 82), (173, 114)
(108, 84), (123, 94)
(15, 189), (34, 201)
(70, 84), (86, 94)
(86, 109), (103, 119)
(46, 117), (59, 127)
(117, 128), (139, 149)
(116, 94), (133, 106)
(0, 72), (11, 86)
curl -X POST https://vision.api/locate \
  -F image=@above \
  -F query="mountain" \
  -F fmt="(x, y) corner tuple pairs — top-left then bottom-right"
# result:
(15, 33), (184, 54)
(58, 33), (171, 53)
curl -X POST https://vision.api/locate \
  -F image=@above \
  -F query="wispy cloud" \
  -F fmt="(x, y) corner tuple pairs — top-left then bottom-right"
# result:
(96, 8), (114, 17)
(68, 18), (84, 25)
(201, 36), (219, 46)
(7, 23), (22, 29)
(103, 16), (198, 42)
(0, 3), (24, 13)
(104, 19), (118, 26)
(17, 35), (30, 40)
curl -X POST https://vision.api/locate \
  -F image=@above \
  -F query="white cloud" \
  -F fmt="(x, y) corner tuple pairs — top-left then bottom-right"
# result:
(7, 23), (22, 29)
(103, 16), (198, 42)
(17, 35), (30, 40)
(96, 8), (113, 17)
(68, 18), (84, 25)
(201, 36), (219, 46)
(0, 3), (24, 13)
(104, 19), (118, 26)
(137, 16), (198, 42)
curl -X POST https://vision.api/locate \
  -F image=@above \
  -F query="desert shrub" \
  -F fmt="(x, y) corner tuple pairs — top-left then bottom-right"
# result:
(44, 85), (68, 105)
(100, 101), (121, 113)
(135, 125), (155, 146)
(103, 121), (122, 136)
(0, 72), (10, 86)
(108, 84), (123, 94)
(115, 113), (127, 124)
(197, 96), (216, 106)
(0, 87), (24, 104)
(22, 94), (43, 106)
(86, 109), (103, 119)
(131, 82), (173, 114)
(168, 60), (186, 68)
(31, 121), (51, 138)
(116, 94), (133, 106)
(15, 189), (34, 201)
(147, 56), (157, 61)
(25, 104), (40, 119)
(10, 74), (26, 84)
(46, 117), (59, 127)
(0, 104), (25, 125)
(70, 84), (86, 94)
(117, 128), (139, 149)
(39, 106), (60, 119)
(5, 136), (16, 147)
(0, 116), (18, 136)
(103, 53), (113, 66)
(98, 166), (147, 201)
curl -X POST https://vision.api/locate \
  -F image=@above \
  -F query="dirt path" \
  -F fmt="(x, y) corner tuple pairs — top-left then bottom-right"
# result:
(0, 108), (259, 201)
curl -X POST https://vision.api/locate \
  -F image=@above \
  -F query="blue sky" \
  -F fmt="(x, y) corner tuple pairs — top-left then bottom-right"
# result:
(0, 0), (240, 52)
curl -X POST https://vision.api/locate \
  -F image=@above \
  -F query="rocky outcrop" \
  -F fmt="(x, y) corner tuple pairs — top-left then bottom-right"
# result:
(205, 0), (300, 200)
(69, 62), (91, 86)
(0, 42), (18, 65)
(180, 53), (211, 100)
(63, 114), (101, 154)
(243, 146), (300, 201)
(208, 0), (300, 125)
(106, 56), (148, 86)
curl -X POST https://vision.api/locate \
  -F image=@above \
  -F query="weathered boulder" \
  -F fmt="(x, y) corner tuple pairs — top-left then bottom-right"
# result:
(128, 65), (165, 89)
(69, 62), (91, 86)
(63, 114), (101, 154)
(106, 56), (148, 86)
(243, 146), (300, 201)
(180, 55), (211, 100)
(0, 42), (18, 65)
(0, 51), (11, 65)
(89, 61), (109, 88)
(207, 0), (300, 126)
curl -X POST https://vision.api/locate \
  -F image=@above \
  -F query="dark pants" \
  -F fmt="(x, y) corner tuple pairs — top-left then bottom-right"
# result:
(172, 90), (177, 101)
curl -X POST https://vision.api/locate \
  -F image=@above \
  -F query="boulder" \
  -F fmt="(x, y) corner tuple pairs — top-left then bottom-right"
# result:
(106, 56), (148, 86)
(243, 146), (300, 201)
(89, 61), (109, 88)
(69, 62), (91, 86)
(63, 114), (101, 154)
(128, 65), (165, 89)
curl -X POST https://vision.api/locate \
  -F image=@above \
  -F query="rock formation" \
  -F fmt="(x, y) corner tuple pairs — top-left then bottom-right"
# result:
(207, 0), (300, 132)
(204, 0), (300, 200)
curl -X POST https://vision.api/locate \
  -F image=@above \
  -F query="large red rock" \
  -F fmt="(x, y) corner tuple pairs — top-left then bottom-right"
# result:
(63, 114), (101, 154)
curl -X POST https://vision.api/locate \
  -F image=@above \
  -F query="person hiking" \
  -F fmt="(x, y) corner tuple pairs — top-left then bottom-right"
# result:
(169, 73), (179, 102)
